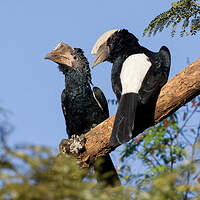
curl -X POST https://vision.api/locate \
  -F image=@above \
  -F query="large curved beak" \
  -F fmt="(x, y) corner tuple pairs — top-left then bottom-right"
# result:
(91, 29), (119, 68)
(45, 43), (73, 67)
(92, 42), (109, 68)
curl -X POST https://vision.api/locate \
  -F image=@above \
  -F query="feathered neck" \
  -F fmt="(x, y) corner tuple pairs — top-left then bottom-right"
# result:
(58, 64), (92, 93)
(58, 48), (92, 93)
(107, 29), (148, 62)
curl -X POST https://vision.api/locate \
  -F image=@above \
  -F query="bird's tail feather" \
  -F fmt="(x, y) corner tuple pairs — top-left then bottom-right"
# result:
(94, 154), (120, 186)
(110, 93), (139, 146)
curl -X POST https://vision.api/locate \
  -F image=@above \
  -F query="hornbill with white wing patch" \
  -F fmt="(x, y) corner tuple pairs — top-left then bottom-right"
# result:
(45, 43), (120, 186)
(91, 29), (171, 147)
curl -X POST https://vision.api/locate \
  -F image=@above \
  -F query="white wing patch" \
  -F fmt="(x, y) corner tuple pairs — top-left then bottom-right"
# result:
(120, 53), (151, 95)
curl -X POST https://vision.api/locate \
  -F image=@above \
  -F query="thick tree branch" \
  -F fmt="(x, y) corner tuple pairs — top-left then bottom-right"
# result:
(60, 58), (200, 167)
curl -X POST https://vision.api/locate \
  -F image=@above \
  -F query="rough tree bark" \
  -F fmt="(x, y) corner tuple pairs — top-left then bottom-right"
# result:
(60, 58), (200, 167)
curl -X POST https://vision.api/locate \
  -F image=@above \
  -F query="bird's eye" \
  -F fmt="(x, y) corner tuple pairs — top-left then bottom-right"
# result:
(74, 56), (77, 60)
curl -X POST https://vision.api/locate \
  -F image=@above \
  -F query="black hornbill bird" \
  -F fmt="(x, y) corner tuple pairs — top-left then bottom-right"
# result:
(91, 29), (171, 146)
(45, 43), (120, 186)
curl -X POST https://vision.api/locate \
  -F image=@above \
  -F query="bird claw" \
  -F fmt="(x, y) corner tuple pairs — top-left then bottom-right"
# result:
(91, 124), (97, 129)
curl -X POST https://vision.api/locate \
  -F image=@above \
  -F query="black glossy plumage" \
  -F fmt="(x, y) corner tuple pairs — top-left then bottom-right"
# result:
(93, 29), (171, 146)
(59, 49), (108, 137)
(109, 30), (170, 102)
(46, 46), (120, 186)
(110, 31), (170, 145)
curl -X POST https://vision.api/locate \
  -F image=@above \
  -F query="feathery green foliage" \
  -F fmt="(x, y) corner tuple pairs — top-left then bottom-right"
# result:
(144, 0), (200, 37)
(0, 122), (132, 200)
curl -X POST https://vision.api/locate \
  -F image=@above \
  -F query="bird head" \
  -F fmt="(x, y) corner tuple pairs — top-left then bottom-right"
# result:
(45, 43), (75, 67)
(45, 43), (89, 73)
(91, 29), (139, 68)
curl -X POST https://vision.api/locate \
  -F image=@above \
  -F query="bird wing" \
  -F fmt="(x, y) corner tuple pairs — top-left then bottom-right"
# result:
(61, 89), (72, 137)
(93, 86), (109, 118)
(139, 46), (171, 104)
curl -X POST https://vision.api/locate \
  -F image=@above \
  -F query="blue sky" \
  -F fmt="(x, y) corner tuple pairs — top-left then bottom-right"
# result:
(0, 0), (199, 160)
